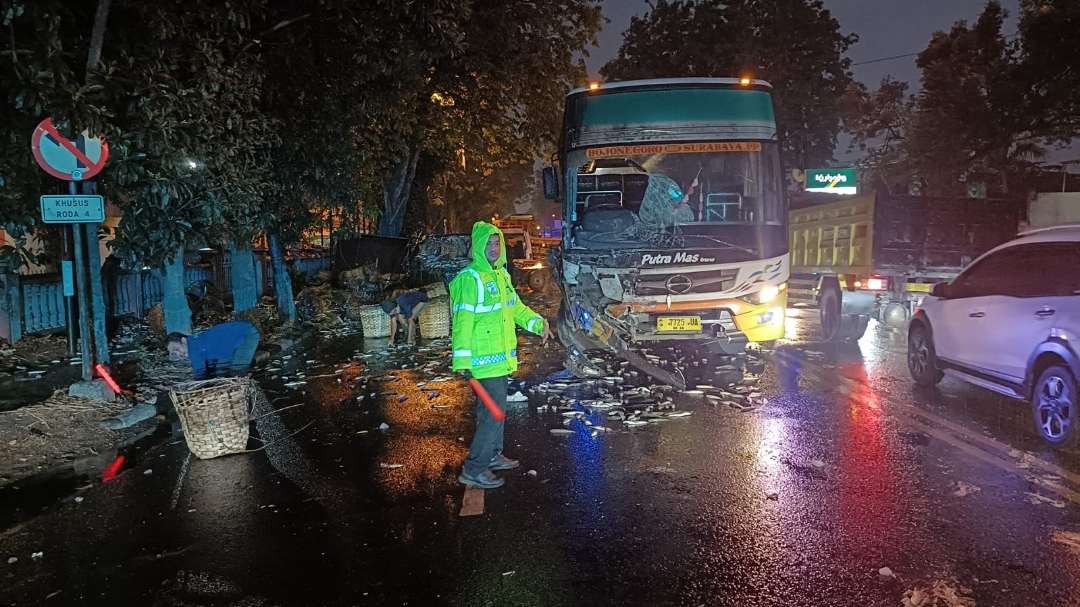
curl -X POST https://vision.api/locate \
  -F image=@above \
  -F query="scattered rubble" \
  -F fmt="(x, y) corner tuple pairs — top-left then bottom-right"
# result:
(1051, 529), (1080, 555)
(901, 579), (976, 607)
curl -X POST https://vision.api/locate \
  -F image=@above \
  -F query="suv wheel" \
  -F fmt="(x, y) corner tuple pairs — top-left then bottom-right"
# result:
(1032, 365), (1077, 447)
(908, 324), (943, 386)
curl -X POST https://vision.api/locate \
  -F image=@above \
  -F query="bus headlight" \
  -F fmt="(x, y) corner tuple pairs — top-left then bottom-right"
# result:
(757, 283), (784, 304)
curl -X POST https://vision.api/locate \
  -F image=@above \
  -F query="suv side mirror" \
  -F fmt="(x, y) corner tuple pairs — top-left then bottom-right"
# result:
(542, 166), (560, 200)
(931, 282), (950, 298)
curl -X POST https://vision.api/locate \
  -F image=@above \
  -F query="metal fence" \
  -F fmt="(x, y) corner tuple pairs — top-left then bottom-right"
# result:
(0, 255), (329, 342)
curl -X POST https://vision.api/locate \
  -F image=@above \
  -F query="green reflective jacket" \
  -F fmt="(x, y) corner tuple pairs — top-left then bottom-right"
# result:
(450, 222), (545, 379)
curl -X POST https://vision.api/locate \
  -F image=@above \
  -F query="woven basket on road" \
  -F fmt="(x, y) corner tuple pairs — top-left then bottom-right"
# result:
(419, 296), (451, 338)
(424, 282), (448, 298)
(359, 304), (391, 338)
(170, 377), (254, 459)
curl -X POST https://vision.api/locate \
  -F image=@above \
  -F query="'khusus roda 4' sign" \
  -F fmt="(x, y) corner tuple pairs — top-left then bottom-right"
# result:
(40, 195), (105, 223)
(805, 168), (857, 195)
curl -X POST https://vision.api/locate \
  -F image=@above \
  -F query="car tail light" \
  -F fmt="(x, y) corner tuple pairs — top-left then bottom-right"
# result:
(865, 277), (887, 291)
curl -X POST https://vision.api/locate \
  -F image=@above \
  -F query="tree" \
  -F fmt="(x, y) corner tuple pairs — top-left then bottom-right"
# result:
(602, 0), (857, 169)
(841, 78), (915, 190)
(1016, 0), (1080, 143)
(100, 0), (275, 332)
(0, 1), (112, 268)
(906, 1), (1044, 195)
(374, 0), (601, 237)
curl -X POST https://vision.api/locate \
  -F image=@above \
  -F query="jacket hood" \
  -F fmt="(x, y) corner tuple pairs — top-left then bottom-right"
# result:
(470, 221), (506, 271)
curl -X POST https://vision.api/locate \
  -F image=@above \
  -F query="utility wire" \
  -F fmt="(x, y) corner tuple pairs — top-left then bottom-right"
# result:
(851, 31), (1021, 67)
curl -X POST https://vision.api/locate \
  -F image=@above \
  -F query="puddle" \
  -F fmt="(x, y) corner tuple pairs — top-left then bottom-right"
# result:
(0, 422), (172, 530)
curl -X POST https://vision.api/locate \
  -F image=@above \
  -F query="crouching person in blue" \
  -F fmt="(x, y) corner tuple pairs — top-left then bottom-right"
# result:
(166, 321), (262, 379)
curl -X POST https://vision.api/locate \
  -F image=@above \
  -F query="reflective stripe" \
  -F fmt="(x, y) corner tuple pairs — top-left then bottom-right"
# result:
(472, 352), (508, 366)
(453, 302), (504, 314)
(465, 269), (484, 303)
(527, 317), (542, 332)
(453, 350), (472, 357)
(471, 350), (518, 367)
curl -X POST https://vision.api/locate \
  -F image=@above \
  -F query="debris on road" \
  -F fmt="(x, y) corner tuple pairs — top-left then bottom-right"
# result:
(1024, 491), (1066, 508)
(878, 566), (896, 580)
(380, 463), (404, 469)
(951, 481), (981, 498)
(901, 579), (976, 607)
(1051, 529), (1080, 555)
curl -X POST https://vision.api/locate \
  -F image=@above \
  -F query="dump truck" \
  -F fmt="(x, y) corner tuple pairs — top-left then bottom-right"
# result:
(543, 78), (790, 386)
(787, 191), (1021, 340)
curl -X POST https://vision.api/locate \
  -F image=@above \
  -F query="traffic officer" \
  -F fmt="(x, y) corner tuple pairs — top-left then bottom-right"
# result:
(451, 221), (553, 489)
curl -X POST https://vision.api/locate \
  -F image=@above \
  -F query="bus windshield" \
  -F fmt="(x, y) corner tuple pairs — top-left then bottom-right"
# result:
(573, 142), (783, 234)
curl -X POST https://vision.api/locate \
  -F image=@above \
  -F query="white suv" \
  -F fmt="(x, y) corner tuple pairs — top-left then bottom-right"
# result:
(908, 225), (1080, 447)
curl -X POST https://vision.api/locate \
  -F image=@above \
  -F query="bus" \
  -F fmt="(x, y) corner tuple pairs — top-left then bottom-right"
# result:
(543, 78), (789, 385)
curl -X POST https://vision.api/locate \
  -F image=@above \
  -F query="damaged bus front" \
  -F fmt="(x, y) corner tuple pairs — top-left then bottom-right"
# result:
(543, 79), (789, 386)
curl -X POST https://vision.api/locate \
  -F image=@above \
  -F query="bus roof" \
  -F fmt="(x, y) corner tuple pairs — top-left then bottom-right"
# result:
(569, 77), (773, 96)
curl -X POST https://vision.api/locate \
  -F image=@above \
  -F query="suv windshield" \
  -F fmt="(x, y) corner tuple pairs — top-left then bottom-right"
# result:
(573, 142), (783, 234)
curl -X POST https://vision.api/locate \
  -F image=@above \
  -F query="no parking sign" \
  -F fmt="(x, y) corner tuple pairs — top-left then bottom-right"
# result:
(30, 117), (109, 181)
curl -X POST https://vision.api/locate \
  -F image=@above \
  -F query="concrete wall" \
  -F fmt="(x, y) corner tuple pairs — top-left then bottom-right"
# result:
(1028, 193), (1080, 230)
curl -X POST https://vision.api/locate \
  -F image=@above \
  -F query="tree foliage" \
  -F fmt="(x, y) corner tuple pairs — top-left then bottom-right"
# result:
(602, 0), (857, 169)
(1, 0), (600, 275)
(843, 0), (1080, 196)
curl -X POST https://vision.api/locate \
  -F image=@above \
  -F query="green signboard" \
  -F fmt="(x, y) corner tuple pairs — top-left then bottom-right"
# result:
(805, 168), (857, 195)
(40, 194), (105, 223)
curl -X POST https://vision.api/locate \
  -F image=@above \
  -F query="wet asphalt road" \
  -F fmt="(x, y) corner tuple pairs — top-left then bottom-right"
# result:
(2, 306), (1080, 606)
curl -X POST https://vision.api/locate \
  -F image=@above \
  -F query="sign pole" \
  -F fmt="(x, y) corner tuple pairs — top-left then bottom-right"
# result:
(61, 225), (76, 355)
(70, 180), (94, 382)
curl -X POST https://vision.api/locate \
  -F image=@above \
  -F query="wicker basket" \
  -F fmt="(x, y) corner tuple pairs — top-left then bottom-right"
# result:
(360, 304), (391, 338)
(424, 282), (448, 298)
(419, 296), (451, 338)
(170, 378), (254, 459)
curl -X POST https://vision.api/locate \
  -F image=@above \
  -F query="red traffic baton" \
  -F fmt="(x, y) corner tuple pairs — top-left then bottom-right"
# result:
(468, 378), (506, 422)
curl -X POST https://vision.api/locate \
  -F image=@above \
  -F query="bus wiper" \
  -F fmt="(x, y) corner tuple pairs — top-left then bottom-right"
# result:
(685, 234), (757, 256)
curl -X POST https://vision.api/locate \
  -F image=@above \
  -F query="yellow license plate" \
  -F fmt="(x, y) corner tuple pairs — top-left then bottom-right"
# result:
(656, 316), (702, 333)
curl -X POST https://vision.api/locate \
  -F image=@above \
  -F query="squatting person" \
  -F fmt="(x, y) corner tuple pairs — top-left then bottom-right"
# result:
(451, 221), (553, 489)
(166, 320), (263, 379)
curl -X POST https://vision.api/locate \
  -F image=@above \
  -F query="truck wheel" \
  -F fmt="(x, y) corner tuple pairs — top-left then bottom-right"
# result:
(881, 302), (910, 327)
(907, 324), (943, 386)
(840, 315), (870, 342)
(1031, 365), (1077, 448)
(819, 284), (842, 341)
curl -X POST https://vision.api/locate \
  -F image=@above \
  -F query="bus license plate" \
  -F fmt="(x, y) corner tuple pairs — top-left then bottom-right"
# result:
(656, 316), (702, 333)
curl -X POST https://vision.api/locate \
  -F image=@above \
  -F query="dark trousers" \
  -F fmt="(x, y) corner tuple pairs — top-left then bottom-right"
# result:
(463, 375), (508, 477)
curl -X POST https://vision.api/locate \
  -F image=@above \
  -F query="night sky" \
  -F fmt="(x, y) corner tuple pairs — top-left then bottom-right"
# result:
(588, 0), (1021, 88)
(587, 0), (1080, 164)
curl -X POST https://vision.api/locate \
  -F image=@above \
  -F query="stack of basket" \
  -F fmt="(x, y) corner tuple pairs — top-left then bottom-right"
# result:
(419, 296), (451, 338)
(170, 377), (254, 459)
(359, 304), (391, 338)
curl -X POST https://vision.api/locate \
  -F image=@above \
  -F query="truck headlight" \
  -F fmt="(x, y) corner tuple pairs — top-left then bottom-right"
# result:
(757, 284), (784, 304)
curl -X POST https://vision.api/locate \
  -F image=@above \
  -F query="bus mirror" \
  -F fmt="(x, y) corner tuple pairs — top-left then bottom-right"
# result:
(542, 166), (559, 200)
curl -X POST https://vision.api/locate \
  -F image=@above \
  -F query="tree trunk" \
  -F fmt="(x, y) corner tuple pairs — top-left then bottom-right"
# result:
(269, 232), (296, 322)
(377, 146), (420, 237)
(163, 247), (192, 335)
(230, 245), (258, 314)
(85, 0), (112, 75)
